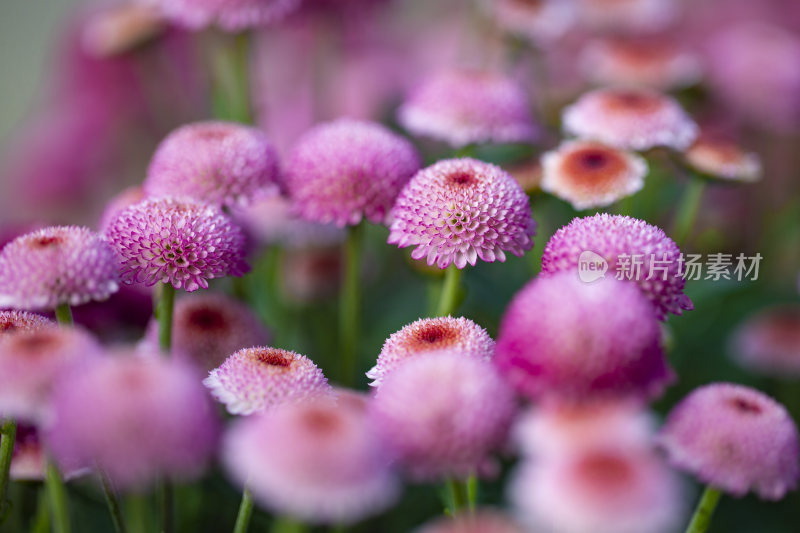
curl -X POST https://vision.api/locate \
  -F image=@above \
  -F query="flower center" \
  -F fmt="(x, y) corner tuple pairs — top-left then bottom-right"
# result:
(407, 323), (458, 350)
(606, 90), (662, 114)
(187, 307), (227, 331)
(254, 349), (293, 367)
(576, 452), (634, 488)
(729, 396), (762, 415)
(31, 236), (63, 248)
(301, 407), (341, 435)
(13, 332), (60, 354)
(448, 172), (475, 186)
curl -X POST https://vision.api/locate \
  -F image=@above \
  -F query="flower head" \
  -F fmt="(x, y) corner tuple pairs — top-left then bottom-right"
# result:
(82, 3), (166, 58)
(284, 119), (421, 227)
(105, 196), (249, 291)
(398, 68), (537, 147)
(562, 87), (697, 151)
(204, 347), (332, 415)
(141, 0), (301, 32)
(495, 272), (673, 402)
(46, 351), (219, 489)
(0, 226), (119, 311)
(0, 310), (52, 335)
(541, 214), (691, 318)
(658, 383), (800, 499)
(575, 0), (678, 33)
(144, 292), (270, 372)
(367, 316), (494, 387)
(540, 140), (647, 210)
(370, 350), (515, 480)
(684, 133), (762, 183)
(388, 158), (536, 269)
(730, 305), (800, 377)
(415, 510), (526, 533)
(144, 121), (281, 208)
(481, 0), (575, 45)
(99, 186), (146, 231)
(223, 396), (399, 524)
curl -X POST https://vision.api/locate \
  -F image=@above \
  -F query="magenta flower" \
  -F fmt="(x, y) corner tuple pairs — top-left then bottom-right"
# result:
(398, 68), (537, 147)
(0, 326), (103, 422)
(658, 383), (800, 500)
(494, 272), (673, 402)
(142, 0), (301, 32)
(388, 158), (536, 269)
(98, 186), (146, 231)
(104, 196), (249, 291)
(575, 0), (678, 33)
(684, 132), (762, 183)
(0, 310), (52, 335)
(562, 87), (698, 151)
(541, 214), (691, 319)
(204, 347), (332, 415)
(483, 0), (575, 45)
(0, 226), (119, 311)
(284, 119), (421, 227)
(143, 292), (270, 372)
(144, 121), (281, 208)
(415, 510), (527, 533)
(730, 305), (800, 376)
(367, 316), (494, 387)
(46, 351), (219, 489)
(223, 396), (399, 524)
(370, 350), (515, 480)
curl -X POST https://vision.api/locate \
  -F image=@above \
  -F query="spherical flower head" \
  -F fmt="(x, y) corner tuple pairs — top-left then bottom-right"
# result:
(105, 196), (249, 292)
(398, 68), (537, 147)
(99, 186), (146, 232)
(495, 272), (673, 402)
(541, 213), (692, 319)
(144, 121), (281, 208)
(540, 140), (647, 210)
(204, 347), (332, 415)
(388, 158), (536, 269)
(684, 133), (762, 183)
(140, 0), (300, 32)
(82, 3), (166, 58)
(367, 316), (494, 387)
(0, 226), (120, 311)
(223, 396), (399, 525)
(658, 383), (800, 500)
(575, 0), (678, 33)
(730, 305), (800, 377)
(46, 352), (219, 489)
(370, 350), (515, 480)
(562, 87), (698, 151)
(284, 119), (421, 227)
(0, 310), (52, 335)
(580, 36), (702, 90)
(481, 0), (575, 45)
(510, 445), (683, 533)
(0, 325), (103, 422)
(415, 510), (526, 533)
(143, 292), (270, 372)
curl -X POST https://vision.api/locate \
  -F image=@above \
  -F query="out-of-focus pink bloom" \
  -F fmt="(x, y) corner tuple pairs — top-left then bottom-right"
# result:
(140, 0), (301, 31)
(684, 133), (762, 183)
(281, 246), (342, 303)
(481, 0), (576, 45)
(730, 305), (800, 376)
(98, 186), (147, 231)
(575, 0), (679, 33)
(82, 3), (166, 58)
(415, 510), (527, 533)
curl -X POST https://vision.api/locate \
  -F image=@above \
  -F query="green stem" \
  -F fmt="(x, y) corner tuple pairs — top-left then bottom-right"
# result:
(212, 32), (253, 124)
(159, 480), (173, 533)
(0, 419), (16, 524)
(684, 486), (722, 533)
(31, 486), (50, 533)
(54, 303), (73, 326)
(672, 176), (706, 247)
(339, 223), (363, 387)
(100, 471), (127, 533)
(271, 516), (307, 533)
(45, 462), (71, 533)
(157, 283), (176, 354)
(126, 493), (150, 533)
(465, 474), (478, 511)
(232, 486), (253, 533)
(445, 479), (469, 516)
(436, 265), (463, 317)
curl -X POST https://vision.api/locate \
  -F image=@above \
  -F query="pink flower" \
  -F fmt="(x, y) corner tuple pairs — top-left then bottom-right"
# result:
(684, 132), (762, 183)
(730, 305), (800, 376)
(415, 510), (527, 533)
(140, 0), (301, 31)
(0, 310), (52, 335)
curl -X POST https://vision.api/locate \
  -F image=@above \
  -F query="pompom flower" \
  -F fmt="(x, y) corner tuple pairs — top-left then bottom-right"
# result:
(658, 383), (800, 500)
(204, 347), (332, 415)
(540, 140), (647, 210)
(46, 352), (219, 489)
(0, 326), (103, 421)
(575, 0), (678, 33)
(481, 0), (575, 45)
(370, 350), (515, 480)
(730, 305), (800, 376)
(105, 196), (249, 291)
(562, 87), (698, 151)
(398, 68), (537, 147)
(415, 510), (526, 533)
(223, 396), (399, 524)
(141, 0), (301, 32)
(388, 158), (536, 269)
(144, 121), (281, 208)
(0, 226), (119, 310)
(495, 272), (672, 402)
(98, 186), (146, 231)
(284, 119), (421, 227)
(143, 292), (270, 372)
(684, 133), (762, 183)
(510, 445), (683, 533)
(0, 310), (52, 335)
(541, 213), (692, 319)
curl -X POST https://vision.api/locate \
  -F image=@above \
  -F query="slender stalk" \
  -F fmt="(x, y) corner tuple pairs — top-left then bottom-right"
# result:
(445, 479), (469, 516)
(232, 486), (254, 533)
(100, 471), (127, 533)
(465, 474), (478, 511)
(31, 486), (50, 533)
(339, 223), (363, 387)
(159, 480), (173, 533)
(54, 303), (73, 326)
(271, 516), (307, 533)
(436, 265), (463, 317)
(157, 283), (176, 354)
(684, 486), (722, 533)
(46, 462), (71, 533)
(212, 32), (252, 124)
(0, 419), (17, 523)
(126, 493), (150, 533)
(672, 176), (706, 247)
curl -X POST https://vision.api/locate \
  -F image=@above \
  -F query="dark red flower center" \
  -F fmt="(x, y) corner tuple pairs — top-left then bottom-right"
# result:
(448, 172), (476, 186)
(31, 236), (63, 248)
(254, 349), (293, 367)
(187, 307), (228, 332)
(301, 407), (341, 435)
(729, 396), (762, 415)
(576, 452), (634, 487)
